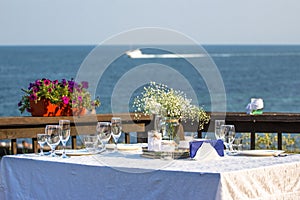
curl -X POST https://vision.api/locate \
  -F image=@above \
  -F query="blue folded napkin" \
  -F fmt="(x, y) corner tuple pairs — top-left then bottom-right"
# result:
(189, 139), (224, 158)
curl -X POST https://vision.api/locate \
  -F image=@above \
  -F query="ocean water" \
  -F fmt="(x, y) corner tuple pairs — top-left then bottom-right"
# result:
(1, 45), (300, 117)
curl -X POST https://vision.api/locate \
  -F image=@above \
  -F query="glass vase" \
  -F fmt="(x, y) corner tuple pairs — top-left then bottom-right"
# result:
(162, 117), (180, 148)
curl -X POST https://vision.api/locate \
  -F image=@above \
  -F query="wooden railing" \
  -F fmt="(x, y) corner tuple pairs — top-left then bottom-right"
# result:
(0, 112), (300, 155)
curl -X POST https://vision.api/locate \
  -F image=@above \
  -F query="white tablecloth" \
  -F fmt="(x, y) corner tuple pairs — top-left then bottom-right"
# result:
(0, 151), (300, 200)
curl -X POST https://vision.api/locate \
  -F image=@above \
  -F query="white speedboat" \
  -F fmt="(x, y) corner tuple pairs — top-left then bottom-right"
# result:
(126, 49), (156, 58)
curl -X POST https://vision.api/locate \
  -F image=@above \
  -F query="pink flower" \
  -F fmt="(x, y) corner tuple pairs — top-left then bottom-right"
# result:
(62, 96), (70, 105)
(44, 79), (51, 86)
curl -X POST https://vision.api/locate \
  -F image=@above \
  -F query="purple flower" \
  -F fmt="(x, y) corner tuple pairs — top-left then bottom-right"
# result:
(74, 82), (79, 90)
(28, 83), (35, 90)
(81, 81), (89, 89)
(44, 79), (51, 86)
(68, 86), (73, 93)
(53, 80), (58, 85)
(18, 101), (22, 107)
(35, 80), (42, 86)
(68, 80), (75, 88)
(29, 93), (37, 101)
(78, 96), (82, 102)
(76, 87), (81, 93)
(33, 87), (39, 93)
(62, 79), (67, 86)
(62, 96), (70, 105)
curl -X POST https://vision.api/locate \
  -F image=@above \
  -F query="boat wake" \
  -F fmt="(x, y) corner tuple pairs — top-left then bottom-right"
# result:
(126, 49), (300, 59)
(126, 49), (205, 59)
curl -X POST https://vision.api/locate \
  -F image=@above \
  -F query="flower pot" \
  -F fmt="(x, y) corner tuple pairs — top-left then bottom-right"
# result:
(29, 99), (85, 117)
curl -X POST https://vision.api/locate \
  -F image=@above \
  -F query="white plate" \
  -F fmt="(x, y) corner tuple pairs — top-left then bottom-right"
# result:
(237, 150), (285, 157)
(55, 149), (96, 156)
(105, 144), (144, 151)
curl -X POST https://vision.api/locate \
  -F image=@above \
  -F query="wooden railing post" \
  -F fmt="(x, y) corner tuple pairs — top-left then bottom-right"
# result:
(277, 132), (282, 150)
(124, 133), (130, 144)
(32, 138), (38, 153)
(250, 132), (256, 150)
(11, 139), (17, 155)
(72, 136), (77, 149)
(197, 130), (202, 139)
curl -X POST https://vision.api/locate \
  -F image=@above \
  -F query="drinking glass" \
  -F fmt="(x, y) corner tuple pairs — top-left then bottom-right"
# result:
(154, 114), (163, 132)
(96, 122), (111, 150)
(215, 120), (225, 140)
(220, 125), (236, 151)
(83, 134), (98, 153)
(111, 117), (122, 151)
(45, 125), (61, 157)
(59, 120), (71, 158)
(37, 133), (47, 156)
(232, 138), (243, 151)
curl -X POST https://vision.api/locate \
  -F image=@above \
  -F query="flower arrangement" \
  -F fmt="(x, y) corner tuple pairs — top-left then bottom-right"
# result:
(133, 82), (210, 130)
(18, 78), (100, 114)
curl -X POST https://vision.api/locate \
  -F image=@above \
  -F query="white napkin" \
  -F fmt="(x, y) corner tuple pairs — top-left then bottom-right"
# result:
(194, 142), (222, 162)
(246, 98), (264, 114)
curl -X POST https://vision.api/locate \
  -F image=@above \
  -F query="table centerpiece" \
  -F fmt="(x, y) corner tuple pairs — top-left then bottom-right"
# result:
(18, 78), (100, 116)
(133, 82), (210, 148)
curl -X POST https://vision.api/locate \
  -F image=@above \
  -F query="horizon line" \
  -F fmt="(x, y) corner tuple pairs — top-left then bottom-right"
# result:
(1, 43), (300, 47)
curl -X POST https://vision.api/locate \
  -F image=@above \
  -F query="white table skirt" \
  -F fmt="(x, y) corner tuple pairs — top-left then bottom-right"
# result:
(0, 151), (300, 200)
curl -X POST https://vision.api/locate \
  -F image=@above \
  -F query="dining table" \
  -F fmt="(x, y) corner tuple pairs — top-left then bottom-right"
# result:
(0, 147), (299, 200)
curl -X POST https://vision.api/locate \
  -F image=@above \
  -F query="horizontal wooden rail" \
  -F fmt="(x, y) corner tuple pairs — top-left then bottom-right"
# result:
(0, 112), (300, 155)
(0, 113), (151, 154)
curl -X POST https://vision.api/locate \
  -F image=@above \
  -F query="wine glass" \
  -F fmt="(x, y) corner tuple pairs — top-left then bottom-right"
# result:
(37, 133), (47, 156)
(59, 120), (71, 158)
(111, 117), (122, 152)
(96, 122), (111, 150)
(45, 125), (61, 157)
(220, 125), (236, 151)
(215, 120), (225, 140)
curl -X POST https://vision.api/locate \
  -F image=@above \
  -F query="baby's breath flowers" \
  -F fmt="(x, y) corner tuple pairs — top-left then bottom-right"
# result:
(133, 82), (210, 130)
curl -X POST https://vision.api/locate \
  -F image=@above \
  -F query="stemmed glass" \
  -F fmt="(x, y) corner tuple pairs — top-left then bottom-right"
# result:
(59, 120), (71, 158)
(215, 120), (225, 140)
(37, 133), (47, 156)
(45, 125), (61, 157)
(220, 125), (236, 151)
(96, 122), (111, 151)
(111, 117), (122, 152)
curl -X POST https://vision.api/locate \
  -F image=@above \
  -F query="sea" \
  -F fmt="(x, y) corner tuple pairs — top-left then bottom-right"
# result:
(1, 45), (300, 117)
(1, 45), (300, 151)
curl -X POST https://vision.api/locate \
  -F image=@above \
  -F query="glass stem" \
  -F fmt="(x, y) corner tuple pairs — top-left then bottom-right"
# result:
(229, 144), (233, 152)
(40, 145), (44, 155)
(63, 145), (66, 156)
(114, 142), (117, 151)
(51, 147), (55, 156)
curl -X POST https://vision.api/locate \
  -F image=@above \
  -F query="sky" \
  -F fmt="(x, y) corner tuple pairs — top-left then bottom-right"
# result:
(0, 0), (300, 45)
